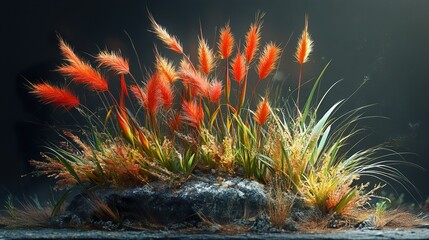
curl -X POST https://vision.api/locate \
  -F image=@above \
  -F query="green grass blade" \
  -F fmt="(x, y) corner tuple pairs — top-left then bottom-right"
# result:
(302, 60), (331, 124)
(311, 101), (342, 138)
(333, 187), (358, 213)
(46, 147), (84, 187)
(51, 188), (73, 218)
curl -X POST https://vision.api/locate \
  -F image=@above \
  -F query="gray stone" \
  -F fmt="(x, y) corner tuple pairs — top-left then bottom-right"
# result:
(53, 176), (268, 228)
(357, 215), (377, 230)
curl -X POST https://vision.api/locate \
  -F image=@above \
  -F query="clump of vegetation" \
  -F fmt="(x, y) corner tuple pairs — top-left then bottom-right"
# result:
(0, 195), (54, 228)
(267, 178), (294, 228)
(17, 12), (422, 230)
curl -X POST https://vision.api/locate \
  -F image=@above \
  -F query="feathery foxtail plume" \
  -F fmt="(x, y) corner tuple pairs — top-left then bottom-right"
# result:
(149, 13), (184, 54)
(155, 50), (178, 83)
(57, 38), (108, 92)
(231, 51), (246, 83)
(256, 42), (281, 80)
(30, 83), (80, 110)
(218, 23), (234, 103)
(218, 23), (235, 59)
(244, 12), (264, 63)
(253, 97), (271, 125)
(96, 50), (130, 75)
(295, 15), (314, 110)
(181, 100), (204, 129)
(198, 36), (216, 75)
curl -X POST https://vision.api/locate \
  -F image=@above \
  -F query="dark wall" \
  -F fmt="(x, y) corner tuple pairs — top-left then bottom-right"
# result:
(1, 0), (428, 202)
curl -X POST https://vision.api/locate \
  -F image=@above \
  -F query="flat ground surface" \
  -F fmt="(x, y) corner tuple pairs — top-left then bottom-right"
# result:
(1, 228), (429, 240)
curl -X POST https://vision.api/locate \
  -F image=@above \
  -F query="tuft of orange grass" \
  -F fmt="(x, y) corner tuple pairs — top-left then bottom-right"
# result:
(58, 63), (108, 92)
(129, 85), (147, 108)
(169, 111), (182, 133)
(256, 42), (281, 80)
(144, 73), (163, 115)
(218, 23), (235, 59)
(295, 15), (314, 109)
(179, 61), (210, 97)
(149, 13), (183, 54)
(58, 38), (108, 92)
(208, 79), (223, 103)
(295, 15), (313, 65)
(253, 97), (271, 125)
(198, 37), (216, 75)
(158, 79), (174, 109)
(244, 15), (263, 63)
(231, 51), (246, 83)
(156, 54), (178, 83)
(58, 37), (80, 65)
(96, 50), (130, 75)
(30, 83), (80, 110)
(181, 100), (204, 129)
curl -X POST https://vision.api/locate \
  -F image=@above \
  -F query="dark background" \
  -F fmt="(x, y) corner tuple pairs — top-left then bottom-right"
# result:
(1, 0), (428, 204)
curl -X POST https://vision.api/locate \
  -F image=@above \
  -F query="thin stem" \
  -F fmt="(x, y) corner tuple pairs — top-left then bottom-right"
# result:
(225, 58), (230, 104)
(237, 65), (249, 115)
(297, 64), (303, 113)
(250, 78), (262, 109)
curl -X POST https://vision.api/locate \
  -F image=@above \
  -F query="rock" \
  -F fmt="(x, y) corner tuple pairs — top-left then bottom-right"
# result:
(53, 175), (268, 228)
(357, 215), (376, 230)
(328, 214), (347, 229)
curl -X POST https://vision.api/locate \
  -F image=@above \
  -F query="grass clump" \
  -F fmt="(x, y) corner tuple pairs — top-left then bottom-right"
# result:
(20, 12), (422, 230)
(0, 195), (54, 228)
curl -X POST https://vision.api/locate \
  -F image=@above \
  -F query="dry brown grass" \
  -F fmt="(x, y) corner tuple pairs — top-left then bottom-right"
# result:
(0, 197), (54, 228)
(268, 178), (294, 228)
(375, 209), (429, 229)
(297, 207), (429, 232)
(196, 211), (251, 234)
(87, 196), (121, 222)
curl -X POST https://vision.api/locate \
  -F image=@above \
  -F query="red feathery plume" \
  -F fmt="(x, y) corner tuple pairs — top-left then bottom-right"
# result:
(295, 15), (313, 65)
(149, 14), (184, 54)
(58, 63), (108, 92)
(156, 54), (178, 83)
(231, 51), (246, 83)
(208, 80), (223, 103)
(145, 73), (163, 115)
(130, 73), (171, 113)
(179, 63), (210, 97)
(169, 111), (182, 132)
(181, 101), (204, 129)
(218, 23), (234, 59)
(244, 17), (262, 63)
(159, 80), (173, 109)
(253, 98), (271, 125)
(57, 38), (108, 92)
(198, 37), (215, 75)
(58, 37), (80, 65)
(256, 42), (281, 80)
(130, 85), (147, 108)
(96, 50), (130, 75)
(30, 83), (79, 110)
